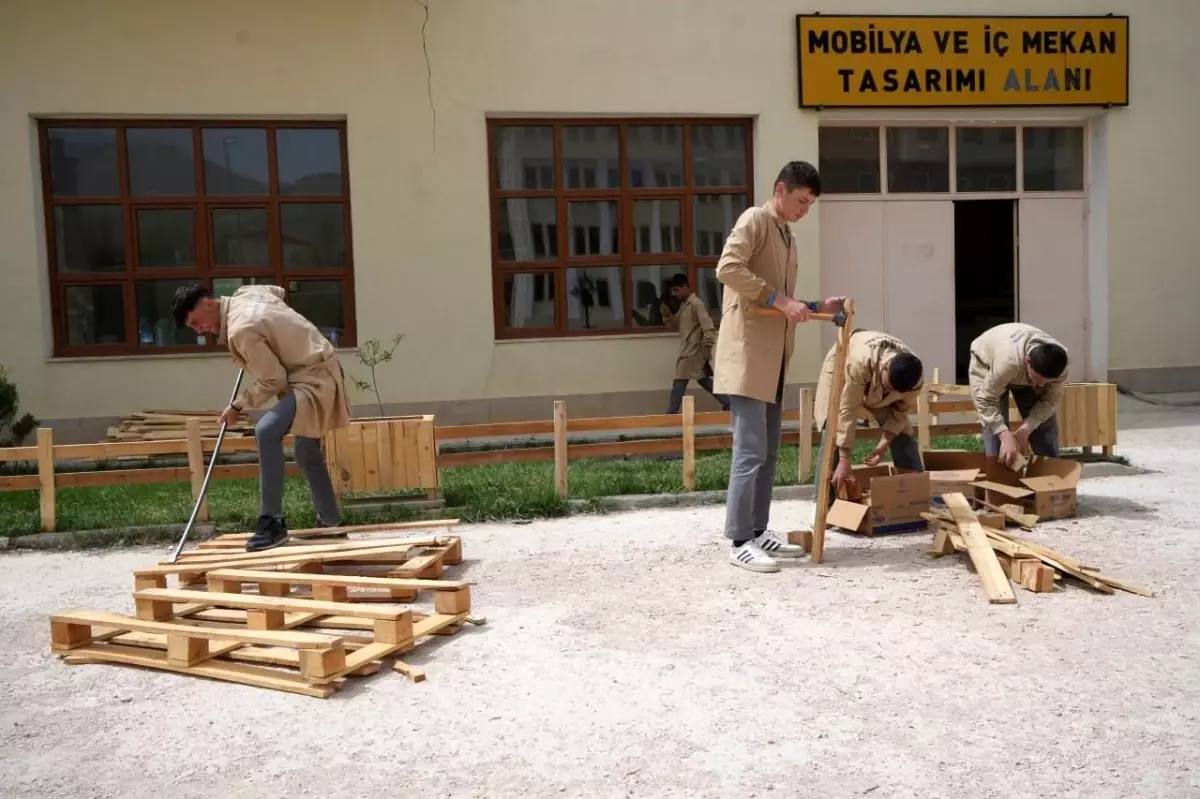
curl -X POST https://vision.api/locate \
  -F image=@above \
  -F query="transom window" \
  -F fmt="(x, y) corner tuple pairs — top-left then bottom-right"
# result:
(38, 119), (356, 357)
(818, 124), (1086, 196)
(488, 118), (754, 338)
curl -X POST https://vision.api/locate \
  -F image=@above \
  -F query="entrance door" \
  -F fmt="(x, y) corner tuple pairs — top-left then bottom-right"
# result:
(954, 200), (1017, 383)
(1017, 198), (1088, 380)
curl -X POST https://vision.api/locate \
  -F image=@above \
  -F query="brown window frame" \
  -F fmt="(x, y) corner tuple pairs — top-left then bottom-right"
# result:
(487, 117), (755, 340)
(38, 118), (356, 358)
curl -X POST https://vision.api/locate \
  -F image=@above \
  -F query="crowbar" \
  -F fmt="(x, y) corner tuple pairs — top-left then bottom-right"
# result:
(167, 368), (246, 563)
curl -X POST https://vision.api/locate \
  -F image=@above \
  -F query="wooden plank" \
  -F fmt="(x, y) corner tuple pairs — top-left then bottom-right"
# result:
(917, 386), (932, 452)
(49, 610), (342, 650)
(0, 444), (38, 463)
(61, 643), (336, 698)
(812, 298), (855, 565)
(681, 395), (696, 492)
(37, 428), (55, 532)
(347, 423), (366, 493)
(136, 543), (427, 578)
(133, 588), (414, 620)
(400, 419), (421, 488)
(553, 400), (568, 499)
(207, 569), (468, 593)
(798, 386), (814, 484)
(943, 493), (1017, 605)
(415, 417), (438, 490)
(205, 520), (457, 544)
(376, 418), (395, 490)
(360, 422), (381, 492)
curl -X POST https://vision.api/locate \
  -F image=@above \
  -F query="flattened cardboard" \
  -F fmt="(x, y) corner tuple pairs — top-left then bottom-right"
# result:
(828, 464), (930, 536)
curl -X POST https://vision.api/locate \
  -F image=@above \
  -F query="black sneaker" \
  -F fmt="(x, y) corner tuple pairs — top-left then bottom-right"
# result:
(246, 514), (290, 552)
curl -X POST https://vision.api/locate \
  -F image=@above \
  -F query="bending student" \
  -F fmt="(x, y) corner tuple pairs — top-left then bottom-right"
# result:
(968, 322), (1069, 468)
(660, 273), (729, 414)
(813, 330), (925, 505)
(712, 160), (844, 574)
(172, 284), (352, 552)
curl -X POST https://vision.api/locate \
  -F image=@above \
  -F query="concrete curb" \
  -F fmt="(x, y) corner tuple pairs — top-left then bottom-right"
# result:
(1, 461), (1146, 551)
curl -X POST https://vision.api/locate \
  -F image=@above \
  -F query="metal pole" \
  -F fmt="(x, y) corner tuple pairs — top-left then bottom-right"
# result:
(167, 368), (245, 563)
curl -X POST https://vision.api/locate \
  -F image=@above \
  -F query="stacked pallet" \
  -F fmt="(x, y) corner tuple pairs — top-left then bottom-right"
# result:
(49, 519), (482, 697)
(925, 493), (1153, 604)
(106, 410), (255, 441)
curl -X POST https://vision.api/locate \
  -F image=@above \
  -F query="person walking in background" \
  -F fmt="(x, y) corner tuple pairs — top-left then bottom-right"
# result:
(172, 283), (352, 552)
(712, 160), (845, 573)
(661, 273), (728, 414)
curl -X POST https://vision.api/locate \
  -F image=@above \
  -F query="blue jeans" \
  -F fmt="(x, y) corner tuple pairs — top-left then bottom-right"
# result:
(981, 386), (1060, 458)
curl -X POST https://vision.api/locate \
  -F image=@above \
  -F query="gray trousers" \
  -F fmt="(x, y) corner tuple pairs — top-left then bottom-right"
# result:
(814, 423), (924, 508)
(255, 393), (341, 526)
(667, 364), (730, 414)
(981, 385), (1060, 458)
(723, 370), (785, 541)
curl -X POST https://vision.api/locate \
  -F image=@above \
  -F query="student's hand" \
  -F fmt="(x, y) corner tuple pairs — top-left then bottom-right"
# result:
(660, 303), (671, 318)
(998, 430), (1021, 468)
(773, 295), (811, 323)
(1013, 423), (1033, 451)
(832, 457), (855, 487)
(220, 405), (241, 428)
(863, 442), (888, 467)
(816, 296), (847, 315)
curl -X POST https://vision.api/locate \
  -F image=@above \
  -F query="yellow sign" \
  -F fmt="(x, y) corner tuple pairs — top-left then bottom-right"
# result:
(796, 15), (1129, 108)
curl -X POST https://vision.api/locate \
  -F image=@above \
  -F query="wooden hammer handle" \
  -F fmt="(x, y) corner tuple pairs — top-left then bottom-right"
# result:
(746, 305), (840, 322)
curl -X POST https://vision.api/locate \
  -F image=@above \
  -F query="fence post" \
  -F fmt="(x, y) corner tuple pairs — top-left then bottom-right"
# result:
(553, 401), (568, 499)
(798, 386), (814, 484)
(36, 427), (55, 532)
(930, 367), (941, 430)
(185, 417), (210, 522)
(917, 385), (931, 452)
(681, 395), (696, 491)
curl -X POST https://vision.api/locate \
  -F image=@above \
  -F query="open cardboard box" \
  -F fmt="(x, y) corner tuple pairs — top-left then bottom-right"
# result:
(971, 455), (1082, 521)
(827, 464), (930, 536)
(923, 451), (987, 506)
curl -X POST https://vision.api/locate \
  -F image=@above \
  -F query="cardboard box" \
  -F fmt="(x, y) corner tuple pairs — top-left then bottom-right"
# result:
(976, 511), (1007, 529)
(922, 451), (987, 506)
(969, 456), (1082, 521)
(827, 465), (930, 536)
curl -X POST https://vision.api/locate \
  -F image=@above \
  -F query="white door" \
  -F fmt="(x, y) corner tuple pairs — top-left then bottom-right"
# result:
(1018, 199), (1088, 380)
(818, 202), (884, 358)
(882, 201), (956, 381)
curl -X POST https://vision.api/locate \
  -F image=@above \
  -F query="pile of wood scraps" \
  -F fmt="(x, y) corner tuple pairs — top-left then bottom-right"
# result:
(106, 410), (255, 441)
(926, 492), (1153, 604)
(48, 519), (483, 697)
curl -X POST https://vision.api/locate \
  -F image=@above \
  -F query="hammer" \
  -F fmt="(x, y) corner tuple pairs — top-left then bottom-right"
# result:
(747, 301), (847, 326)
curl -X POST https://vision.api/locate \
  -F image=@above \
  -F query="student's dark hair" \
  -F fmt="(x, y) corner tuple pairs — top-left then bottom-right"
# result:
(887, 352), (924, 393)
(1029, 342), (1068, 379)
(668, 273), (689, 288)
(775, 161), (822, 197)
(172, 284), (212, 329)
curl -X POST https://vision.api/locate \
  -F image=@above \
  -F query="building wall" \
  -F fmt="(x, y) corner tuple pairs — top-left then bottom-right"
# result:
(0, 0), (1196, 441)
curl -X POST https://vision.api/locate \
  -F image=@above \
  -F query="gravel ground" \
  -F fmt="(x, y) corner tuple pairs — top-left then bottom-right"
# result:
(2, 400), (1199, 799)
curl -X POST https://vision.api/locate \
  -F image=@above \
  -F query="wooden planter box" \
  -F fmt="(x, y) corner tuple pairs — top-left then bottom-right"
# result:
(1057, 382), (1117, 452)
(321, 415), (439, 499)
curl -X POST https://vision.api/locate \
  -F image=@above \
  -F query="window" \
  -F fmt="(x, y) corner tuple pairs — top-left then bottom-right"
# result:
(489, 118), (752, 337)
(39, 120), (355, 356)
(887, 127), (950, 193)
(1023, 127), (1085, 192)
(956, 127), (1017, 192)
(818, 127), (881, 193)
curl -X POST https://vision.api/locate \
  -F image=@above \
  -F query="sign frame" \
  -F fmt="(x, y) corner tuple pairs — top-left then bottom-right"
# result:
(795, 13), (1130, 110)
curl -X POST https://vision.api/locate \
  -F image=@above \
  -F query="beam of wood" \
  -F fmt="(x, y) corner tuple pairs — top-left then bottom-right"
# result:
(206, 569), (468, 593)
(812, 298), (855, 564)
(943, 493), (1017, 604)
(166, 537), (444, 566)
(553, 400), (568, 499)
(136, 544), (427, 578)
(681, 395), (696, 492)
(49, 610), (343, 651)
(132, 588), (413, 621)
(206, 519), (460, 544)
(798, 386), (814, 484)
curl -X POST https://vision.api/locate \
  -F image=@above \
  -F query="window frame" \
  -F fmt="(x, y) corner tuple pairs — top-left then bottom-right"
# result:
(37, 118), (357, 358)
(486, 117), (755, 340)
(816, 120), (1088, 200)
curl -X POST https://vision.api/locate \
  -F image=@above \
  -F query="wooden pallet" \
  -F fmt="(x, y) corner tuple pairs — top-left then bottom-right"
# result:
(49, 524), (482, 697)
(106, 410), (255, 442)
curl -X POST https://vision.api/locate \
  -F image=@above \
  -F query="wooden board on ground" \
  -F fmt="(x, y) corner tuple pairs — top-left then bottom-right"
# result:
(943, 493), (1017, 604)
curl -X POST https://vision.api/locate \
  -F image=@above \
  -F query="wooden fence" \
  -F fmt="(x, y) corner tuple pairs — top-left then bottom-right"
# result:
(0, 380), (1117, 531)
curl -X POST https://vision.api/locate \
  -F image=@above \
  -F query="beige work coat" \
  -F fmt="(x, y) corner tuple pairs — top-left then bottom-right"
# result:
(968, 322), (1067, 436)
(664, 293), (717, 380)
(218, 285), (352, 440)
(711, 202), (799, 403)
(814, 330), (921, 451)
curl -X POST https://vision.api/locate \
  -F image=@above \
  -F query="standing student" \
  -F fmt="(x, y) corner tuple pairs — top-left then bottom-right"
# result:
(661, 273), (729, 413)
(712, 161), (844, 573)
(968, 322), (1069, 468)
(172, 284), (352, 552)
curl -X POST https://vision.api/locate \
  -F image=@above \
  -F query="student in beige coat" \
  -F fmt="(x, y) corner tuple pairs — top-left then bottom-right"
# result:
(660, 273), (729, 413)
(812, 330), (925, 505)
(173, 284), (352, 552)
(968, 322), (1069, 468)
(713, 161), (844, 573)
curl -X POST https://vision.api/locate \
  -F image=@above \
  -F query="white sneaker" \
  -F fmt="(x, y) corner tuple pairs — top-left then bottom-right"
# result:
(730, 542), (780, 573)
(753, 529), (807, 559)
